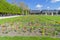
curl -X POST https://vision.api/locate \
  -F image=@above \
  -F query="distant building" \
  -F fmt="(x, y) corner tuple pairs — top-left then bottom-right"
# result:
(30, 10), (41, 15)
(42, 10), (59, 16)
(30, 10), (60, 16)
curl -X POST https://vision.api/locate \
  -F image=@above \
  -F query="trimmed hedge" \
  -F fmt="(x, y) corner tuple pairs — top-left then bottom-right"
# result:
(0, 0), (21, 14)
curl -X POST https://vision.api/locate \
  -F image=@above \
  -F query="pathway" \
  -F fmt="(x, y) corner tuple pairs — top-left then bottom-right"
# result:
(0, 15), (20, 19)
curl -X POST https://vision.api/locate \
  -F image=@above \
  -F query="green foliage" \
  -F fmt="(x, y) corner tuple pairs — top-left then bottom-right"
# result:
(0, 0), (21, 14)
(0, 15), (60, 37)
(0, 36), (60, 40)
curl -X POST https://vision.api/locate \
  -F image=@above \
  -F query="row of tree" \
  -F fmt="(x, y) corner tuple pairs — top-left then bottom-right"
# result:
(0, 0), (21, 15)
(20, 2), (30, 15)
(0, 0), (30, 15)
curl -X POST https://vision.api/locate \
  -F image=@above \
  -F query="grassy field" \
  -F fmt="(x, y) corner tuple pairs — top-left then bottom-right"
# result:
(0, 15), (60, 30)
(0, 15), (60, 24)
(0, 15), (60, 28)
(0, 15), (60, 32)
(0, 15), (60, 40)
(0, 36), (60, 40)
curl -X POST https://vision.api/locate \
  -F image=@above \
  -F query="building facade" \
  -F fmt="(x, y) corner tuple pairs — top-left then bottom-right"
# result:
(30, 10), (60, 16)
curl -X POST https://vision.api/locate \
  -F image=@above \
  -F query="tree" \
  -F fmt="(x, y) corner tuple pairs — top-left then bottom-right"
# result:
(0, 0), (21, 15)
(19, 2), (30, 15)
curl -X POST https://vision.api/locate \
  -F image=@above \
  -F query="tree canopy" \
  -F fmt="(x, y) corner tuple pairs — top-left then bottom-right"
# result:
(0, 0), (21, 14)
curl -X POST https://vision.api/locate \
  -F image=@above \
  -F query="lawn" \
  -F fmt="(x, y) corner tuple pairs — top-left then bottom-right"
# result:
(0, 15), (60, 40)
(0, 36), (60, 40)
(0, 15), (60, 24)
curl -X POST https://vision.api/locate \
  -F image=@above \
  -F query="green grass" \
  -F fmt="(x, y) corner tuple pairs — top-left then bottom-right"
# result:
(0, 15), (60, 40)
(0, 15), (60, 24)
(0, 36), (60, 40)
(0, 15), (60, 28)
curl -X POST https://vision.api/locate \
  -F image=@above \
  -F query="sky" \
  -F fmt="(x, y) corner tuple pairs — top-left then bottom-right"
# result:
(6, 0), (60, 10)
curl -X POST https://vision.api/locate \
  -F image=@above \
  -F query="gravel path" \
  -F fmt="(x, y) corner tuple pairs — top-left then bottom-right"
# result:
(0, 15), (20, 19)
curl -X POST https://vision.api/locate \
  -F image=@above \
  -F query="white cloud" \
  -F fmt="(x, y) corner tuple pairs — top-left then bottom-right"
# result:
(36, 4), (43, 9)
(47, 7), (50, 9)
(47, 6), (50, 10)
(51, 0), (60, 3)
(57, 7), (60, 10)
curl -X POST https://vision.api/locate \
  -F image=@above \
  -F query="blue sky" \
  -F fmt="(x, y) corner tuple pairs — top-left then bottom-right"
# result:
(7, 0), (60, 10)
